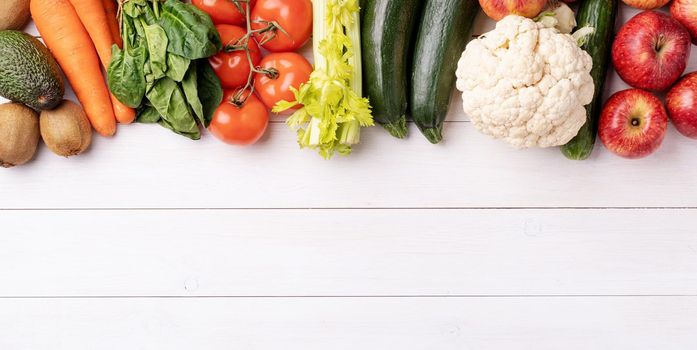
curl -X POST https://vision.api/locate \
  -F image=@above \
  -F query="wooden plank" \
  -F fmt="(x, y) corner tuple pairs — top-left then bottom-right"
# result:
(4, 7), (697, 209)
(1, 121), (696, 209)
(1, 209), (695, 296)
(1, 296), (695, 349)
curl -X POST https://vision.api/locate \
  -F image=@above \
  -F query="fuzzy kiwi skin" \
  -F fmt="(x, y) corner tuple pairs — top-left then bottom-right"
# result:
(0, 102), (40, 168)
(40, 100), (92, 157)
(0, 0), (30, 31)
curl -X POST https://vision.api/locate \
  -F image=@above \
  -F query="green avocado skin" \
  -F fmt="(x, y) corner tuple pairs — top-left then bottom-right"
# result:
(0, 30), (64, 110)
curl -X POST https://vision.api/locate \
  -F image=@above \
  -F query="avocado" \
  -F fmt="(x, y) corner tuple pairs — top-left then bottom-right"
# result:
(0, 30), (64, 110)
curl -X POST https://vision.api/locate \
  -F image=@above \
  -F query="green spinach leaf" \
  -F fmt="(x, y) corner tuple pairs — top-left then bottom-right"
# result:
(141, 21), (169, 80)
(158, 0), (221, 59)
(158, 117), (201, 140)
(181, 62), (205, 125)
(195, 60), (223, 127)
(137, 105), (161, 123)
(107, 45), (147, 108)
(165, 53), (190, 82)
(122, 0), (146, 18)
(145, 78), (200, 139)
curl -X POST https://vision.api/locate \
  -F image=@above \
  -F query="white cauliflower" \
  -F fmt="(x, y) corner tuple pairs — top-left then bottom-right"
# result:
(455, 15), (594, 149)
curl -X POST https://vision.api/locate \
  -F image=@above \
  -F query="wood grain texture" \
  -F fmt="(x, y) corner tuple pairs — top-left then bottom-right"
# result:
(1, 122), (696, 209)
(1, 297), (696, 350)
(1, 209), (695, 297)
(1, 6), (696, 349)
(2, 8), (696, 210)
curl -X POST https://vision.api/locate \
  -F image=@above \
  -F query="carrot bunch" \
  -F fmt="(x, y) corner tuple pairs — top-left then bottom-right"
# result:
(30, 0), (132, 137)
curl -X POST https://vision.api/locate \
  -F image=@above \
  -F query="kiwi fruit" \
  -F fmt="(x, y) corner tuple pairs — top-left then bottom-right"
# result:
(0, 102), (40, 168)
(40, 100), (92, 157)
(0, 0), (31, 31)
(39, 100), (92, 157)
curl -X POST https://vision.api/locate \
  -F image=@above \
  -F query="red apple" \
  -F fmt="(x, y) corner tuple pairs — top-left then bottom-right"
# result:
(622, 0), (671, 9)
(478, 0), (546, 21)
(612, 11), (691, 92)
(666, 72), (697, 139)
(599, 89), (667, 159)
(671, 0), (697, 44)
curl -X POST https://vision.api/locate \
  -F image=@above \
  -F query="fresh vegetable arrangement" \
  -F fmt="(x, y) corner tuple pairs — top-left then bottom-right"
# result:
(456, 13), (594, 148)
(273, 0), (374, 158)
(107, 0), (223, 140)
(413, 0), (480, 144)
(5, 0), (697, 167)
(202, 0), (313, 147)
(560, 0), (618, 160)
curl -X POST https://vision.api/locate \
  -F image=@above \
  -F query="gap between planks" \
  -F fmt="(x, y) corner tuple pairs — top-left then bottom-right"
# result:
(1, 295), (696, 299)
(1, 207), (695, 211)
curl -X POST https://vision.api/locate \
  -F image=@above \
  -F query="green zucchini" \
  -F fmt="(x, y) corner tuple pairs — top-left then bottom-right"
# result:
(561, 0), (618, 160)
(361, 0), (421, 139)
(410, 0), (479, 144)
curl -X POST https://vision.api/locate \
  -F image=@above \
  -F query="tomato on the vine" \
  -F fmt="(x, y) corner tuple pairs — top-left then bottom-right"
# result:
(209, 91), (269, 146)
(254, 52), (312, 109)
(209, 25), (262, 89)
(192, 0), (257, 26)
(251, 0), (313, 52)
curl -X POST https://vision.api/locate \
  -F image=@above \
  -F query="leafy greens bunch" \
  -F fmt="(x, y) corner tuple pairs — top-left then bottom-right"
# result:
(108, 0), (223, 140)
(273, 0), (373, 159)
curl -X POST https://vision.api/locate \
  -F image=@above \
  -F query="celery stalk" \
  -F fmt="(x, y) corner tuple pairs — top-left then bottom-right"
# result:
(273, 0), (374, 159)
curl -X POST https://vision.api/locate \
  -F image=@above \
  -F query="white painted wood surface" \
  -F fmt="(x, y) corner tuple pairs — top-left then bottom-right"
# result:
(2, 5), (697, 349)
(2, 297), (696, 350)
(1, 209), (697, 296)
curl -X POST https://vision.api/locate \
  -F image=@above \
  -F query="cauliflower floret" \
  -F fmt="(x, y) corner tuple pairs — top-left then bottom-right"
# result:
(456, 15), (594, 148)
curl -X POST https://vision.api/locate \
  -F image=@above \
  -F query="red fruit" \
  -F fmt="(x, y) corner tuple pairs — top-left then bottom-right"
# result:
(478, 0), (546, 20)
(209, 25), (262, 89)
(251, 0), (313, 52)
(612, 11), (691, 92)
(209, 91), (269, 146)
(671, 0), (697, 45)
(666, 72), (697, 139)
(599, 89), (668, 159)
(192, 0), (257, 26)
(621, 0), (671, 9)
(254, 52), (313, 110)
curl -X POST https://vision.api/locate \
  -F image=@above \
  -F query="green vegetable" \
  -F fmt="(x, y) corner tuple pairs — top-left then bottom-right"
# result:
(158, 0), (221, 59)
(137, 105), (161, 123)
(273, 0), (373, 159)
(107, 0), (222, 139)
(0, 30), (64, 110)
(361, 0), (421, 139)
(107, 45), (147, 108)
(561, 0), (618, 160)
(165, 53), (190, 82)
(181, 62), (206, 126)
(410, 0), (479, 144)
(141, 21), (169, 79)
(147, 77), (200, 138)
(195, 61), (223, 127)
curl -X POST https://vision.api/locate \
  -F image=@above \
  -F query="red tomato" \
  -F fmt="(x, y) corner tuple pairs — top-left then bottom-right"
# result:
(209, 25), (262, 89)
(209, 91), (269, 146)
(251, 0), (313, 52)
(253, 52), (312, 109)
(192, 0), (257, 26)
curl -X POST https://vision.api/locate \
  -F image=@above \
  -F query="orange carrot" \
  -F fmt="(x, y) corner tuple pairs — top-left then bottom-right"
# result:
(103, 0), (123, 49)
(31, 0), (116, 136)
(69, 0), (136, 124)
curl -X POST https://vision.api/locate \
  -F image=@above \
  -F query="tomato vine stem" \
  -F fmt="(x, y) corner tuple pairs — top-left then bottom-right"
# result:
(223, 0), (286, 107)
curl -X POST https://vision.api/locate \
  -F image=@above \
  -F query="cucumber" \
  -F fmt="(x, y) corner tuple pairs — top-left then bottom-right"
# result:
(561, 0), (618, 160)
(410, 0), (479, 144)
(361, 0), (421, 139)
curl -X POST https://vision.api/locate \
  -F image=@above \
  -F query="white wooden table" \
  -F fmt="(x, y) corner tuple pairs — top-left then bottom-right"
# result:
(2, 6), (696, 349)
